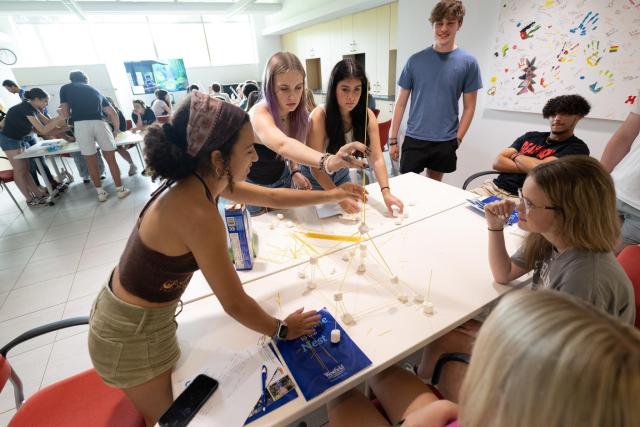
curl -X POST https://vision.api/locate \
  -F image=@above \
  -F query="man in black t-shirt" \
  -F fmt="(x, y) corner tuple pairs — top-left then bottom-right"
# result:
(59, 70), (129, 202)
(471, 94), (591, 198)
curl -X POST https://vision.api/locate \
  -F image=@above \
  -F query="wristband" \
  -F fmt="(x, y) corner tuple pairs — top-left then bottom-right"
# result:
(380, 186), (390, 192)
(389, 142), (398, 146)
(488, 227), (504, 232)
(290, 169), (303, 178)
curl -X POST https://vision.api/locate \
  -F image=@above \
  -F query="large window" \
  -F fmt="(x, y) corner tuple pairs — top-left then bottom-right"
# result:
(11, 15), (259, 68)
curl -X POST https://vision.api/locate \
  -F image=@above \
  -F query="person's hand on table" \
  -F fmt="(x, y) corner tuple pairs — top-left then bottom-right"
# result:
(382, 191), (404, 216)
(291, 171), (312, 190)
(339, 199), (361, 214)
(284, 308), (321, 339)
(484, 199), (516, 230)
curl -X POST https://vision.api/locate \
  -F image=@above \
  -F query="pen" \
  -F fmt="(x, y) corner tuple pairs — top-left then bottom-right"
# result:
(261, 365), (268, 411)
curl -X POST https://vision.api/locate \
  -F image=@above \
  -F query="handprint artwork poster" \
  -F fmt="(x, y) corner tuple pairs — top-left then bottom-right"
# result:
(486, 0), (640, 121)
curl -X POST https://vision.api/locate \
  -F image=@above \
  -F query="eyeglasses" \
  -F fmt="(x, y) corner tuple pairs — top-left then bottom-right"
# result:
(517, 188), (561, 214)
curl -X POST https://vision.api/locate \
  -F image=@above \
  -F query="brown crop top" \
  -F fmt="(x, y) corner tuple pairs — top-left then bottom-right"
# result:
(117, 174), (213, 302)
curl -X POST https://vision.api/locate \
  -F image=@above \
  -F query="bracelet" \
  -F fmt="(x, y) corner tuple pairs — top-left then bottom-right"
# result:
(380, 186), (390, 192)
(319, 152), (333, 175)
(389, 142), (398, 146)
(290, 169), (302, 178)
(488, 227), (504, 232)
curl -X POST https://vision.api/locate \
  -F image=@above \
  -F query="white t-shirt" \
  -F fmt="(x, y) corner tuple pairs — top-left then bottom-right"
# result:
(151, 99), (169, 117)
(611, 90), (640, 210)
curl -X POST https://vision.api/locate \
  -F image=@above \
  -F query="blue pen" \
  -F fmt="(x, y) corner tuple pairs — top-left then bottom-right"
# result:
(261, 365), (268, 411)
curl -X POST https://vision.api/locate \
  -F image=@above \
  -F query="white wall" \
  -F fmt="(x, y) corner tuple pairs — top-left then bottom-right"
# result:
(397, 0), (621, 188)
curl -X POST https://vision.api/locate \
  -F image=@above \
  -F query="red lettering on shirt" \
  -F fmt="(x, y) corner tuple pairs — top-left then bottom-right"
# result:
(519, 140), (557, 159)
(625, 95), (637, 105)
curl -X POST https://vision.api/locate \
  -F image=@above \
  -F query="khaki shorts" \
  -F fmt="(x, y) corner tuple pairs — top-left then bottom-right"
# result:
(74, 120), (116, 155)
(88, 281), (181, 389)
(470, 179), (519, 201)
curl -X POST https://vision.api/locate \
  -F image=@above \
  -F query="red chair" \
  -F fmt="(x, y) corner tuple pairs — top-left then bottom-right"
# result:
(617, 244), (640, 329)
(372, 108), (380, 118)
(125, 119), (133, 131)
(1, 317), (145, 427)
(0, 156), (24, 214)
(156, 115), (170, 124)
(377, 119), (392, 151)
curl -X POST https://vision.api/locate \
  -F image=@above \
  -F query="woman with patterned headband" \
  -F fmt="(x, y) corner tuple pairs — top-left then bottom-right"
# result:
(87, 93), (366, 426)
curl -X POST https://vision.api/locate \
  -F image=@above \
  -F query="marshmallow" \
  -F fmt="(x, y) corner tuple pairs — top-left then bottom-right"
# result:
(330, 329), (341, 344)
(423, 302), (434, 315)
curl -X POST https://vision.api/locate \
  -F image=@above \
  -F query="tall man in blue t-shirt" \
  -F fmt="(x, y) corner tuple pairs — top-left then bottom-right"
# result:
(389, 0), (482, 181)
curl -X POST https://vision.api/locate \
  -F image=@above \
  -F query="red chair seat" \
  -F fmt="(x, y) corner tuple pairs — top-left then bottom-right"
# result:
(617, 245), (640, 329)
(9, 369), (144, 427)
(0, 169), (14, 182)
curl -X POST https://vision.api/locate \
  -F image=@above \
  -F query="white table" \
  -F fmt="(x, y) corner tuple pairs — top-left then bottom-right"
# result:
(180, 173), (475, 303)
(172, 200), (528, 426)
(14, 132), (144, 200)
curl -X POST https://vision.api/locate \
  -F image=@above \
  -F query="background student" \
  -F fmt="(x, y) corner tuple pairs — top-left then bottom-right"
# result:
(59, 70), (129, 202)
(389, 0), (482, 181)
(601, 89), (640, 253)
(88, 94), (366, 426)
(131, 99), (157, 132)
(303, 59), (403, 215)
(151, 89), (172, 117)
(471, 95), (591, 199)
(0, 88), (66, 206)
(328, 290), (640, 427)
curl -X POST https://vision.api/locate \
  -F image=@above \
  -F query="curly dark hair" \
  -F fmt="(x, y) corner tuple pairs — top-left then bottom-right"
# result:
(144, 97), (247, 184)
(542, 94), (591, 118)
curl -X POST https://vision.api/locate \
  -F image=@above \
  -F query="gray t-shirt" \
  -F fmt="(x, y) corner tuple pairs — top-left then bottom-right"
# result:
(511, 247), (635, 324)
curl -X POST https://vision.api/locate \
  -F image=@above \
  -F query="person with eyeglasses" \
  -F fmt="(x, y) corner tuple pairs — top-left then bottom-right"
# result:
(415, 156), (635, 401)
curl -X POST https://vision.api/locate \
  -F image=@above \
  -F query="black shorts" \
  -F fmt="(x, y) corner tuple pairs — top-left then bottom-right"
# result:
(399, 136), (459, 174)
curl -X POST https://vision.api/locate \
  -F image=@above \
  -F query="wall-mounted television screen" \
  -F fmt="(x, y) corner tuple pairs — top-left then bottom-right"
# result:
(124, 58), (188, 95)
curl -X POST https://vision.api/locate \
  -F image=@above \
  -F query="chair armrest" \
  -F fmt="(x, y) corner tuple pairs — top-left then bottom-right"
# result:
(0, 316), (89, 357)
(462, 171), (500, 190)
(431, 352), (470, 386)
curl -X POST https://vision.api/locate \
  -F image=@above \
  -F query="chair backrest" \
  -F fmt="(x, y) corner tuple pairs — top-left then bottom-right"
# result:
(377, 119), (392, 151)
(0, 355), (11, 393)
(125, 119), (133, 130)
(156, 115), (170, 124)
(617, 244), (640, 329)
(372, 108), (380, 118)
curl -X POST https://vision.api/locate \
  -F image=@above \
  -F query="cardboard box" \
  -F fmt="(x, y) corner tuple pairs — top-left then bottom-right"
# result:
(224, 204), (254, 271)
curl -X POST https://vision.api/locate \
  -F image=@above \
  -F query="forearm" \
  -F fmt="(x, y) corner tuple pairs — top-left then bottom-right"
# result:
(224, 294), (278, 337)
(457, 105), (476, 141)
(514, 155), (545, 172)
(310, 167), (337, 191)
(371, 154), (390, 188)
(488, 230), (514, 284)
(601, 134), (632, 172)
(390, 102), (407, 139)
(266, 136), (322, 168)
(261, 186), (338, 208)
(493, 156), (521, 173)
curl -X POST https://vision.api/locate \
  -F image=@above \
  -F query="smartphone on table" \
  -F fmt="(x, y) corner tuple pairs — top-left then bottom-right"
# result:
(158, 374), (219, 427)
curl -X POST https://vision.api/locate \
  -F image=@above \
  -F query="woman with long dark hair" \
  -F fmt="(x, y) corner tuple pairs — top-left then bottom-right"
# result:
(303, 59), (403, 214)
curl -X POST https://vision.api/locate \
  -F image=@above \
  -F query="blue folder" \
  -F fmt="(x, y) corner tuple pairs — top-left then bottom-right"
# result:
(276, 309), (372, 401)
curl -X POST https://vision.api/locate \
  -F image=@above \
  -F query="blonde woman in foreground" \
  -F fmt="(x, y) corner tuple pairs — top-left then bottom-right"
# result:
(328, 289), (640, 427)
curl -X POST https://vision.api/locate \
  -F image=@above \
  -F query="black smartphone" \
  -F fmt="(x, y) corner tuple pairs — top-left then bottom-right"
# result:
(158, 374), (219, 427)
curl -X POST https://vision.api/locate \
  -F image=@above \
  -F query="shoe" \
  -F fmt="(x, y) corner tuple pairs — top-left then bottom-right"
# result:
(27, 196), (49, 207)
(97, 191), (108, 202)
(83, 178), (90, 184)
(100, 175), (106, 181)
(116, 187), (131, 199)
(128, 164), (138, 176)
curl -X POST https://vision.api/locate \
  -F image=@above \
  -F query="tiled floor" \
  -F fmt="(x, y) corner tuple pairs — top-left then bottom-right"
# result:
(0, 158), (157, 424)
